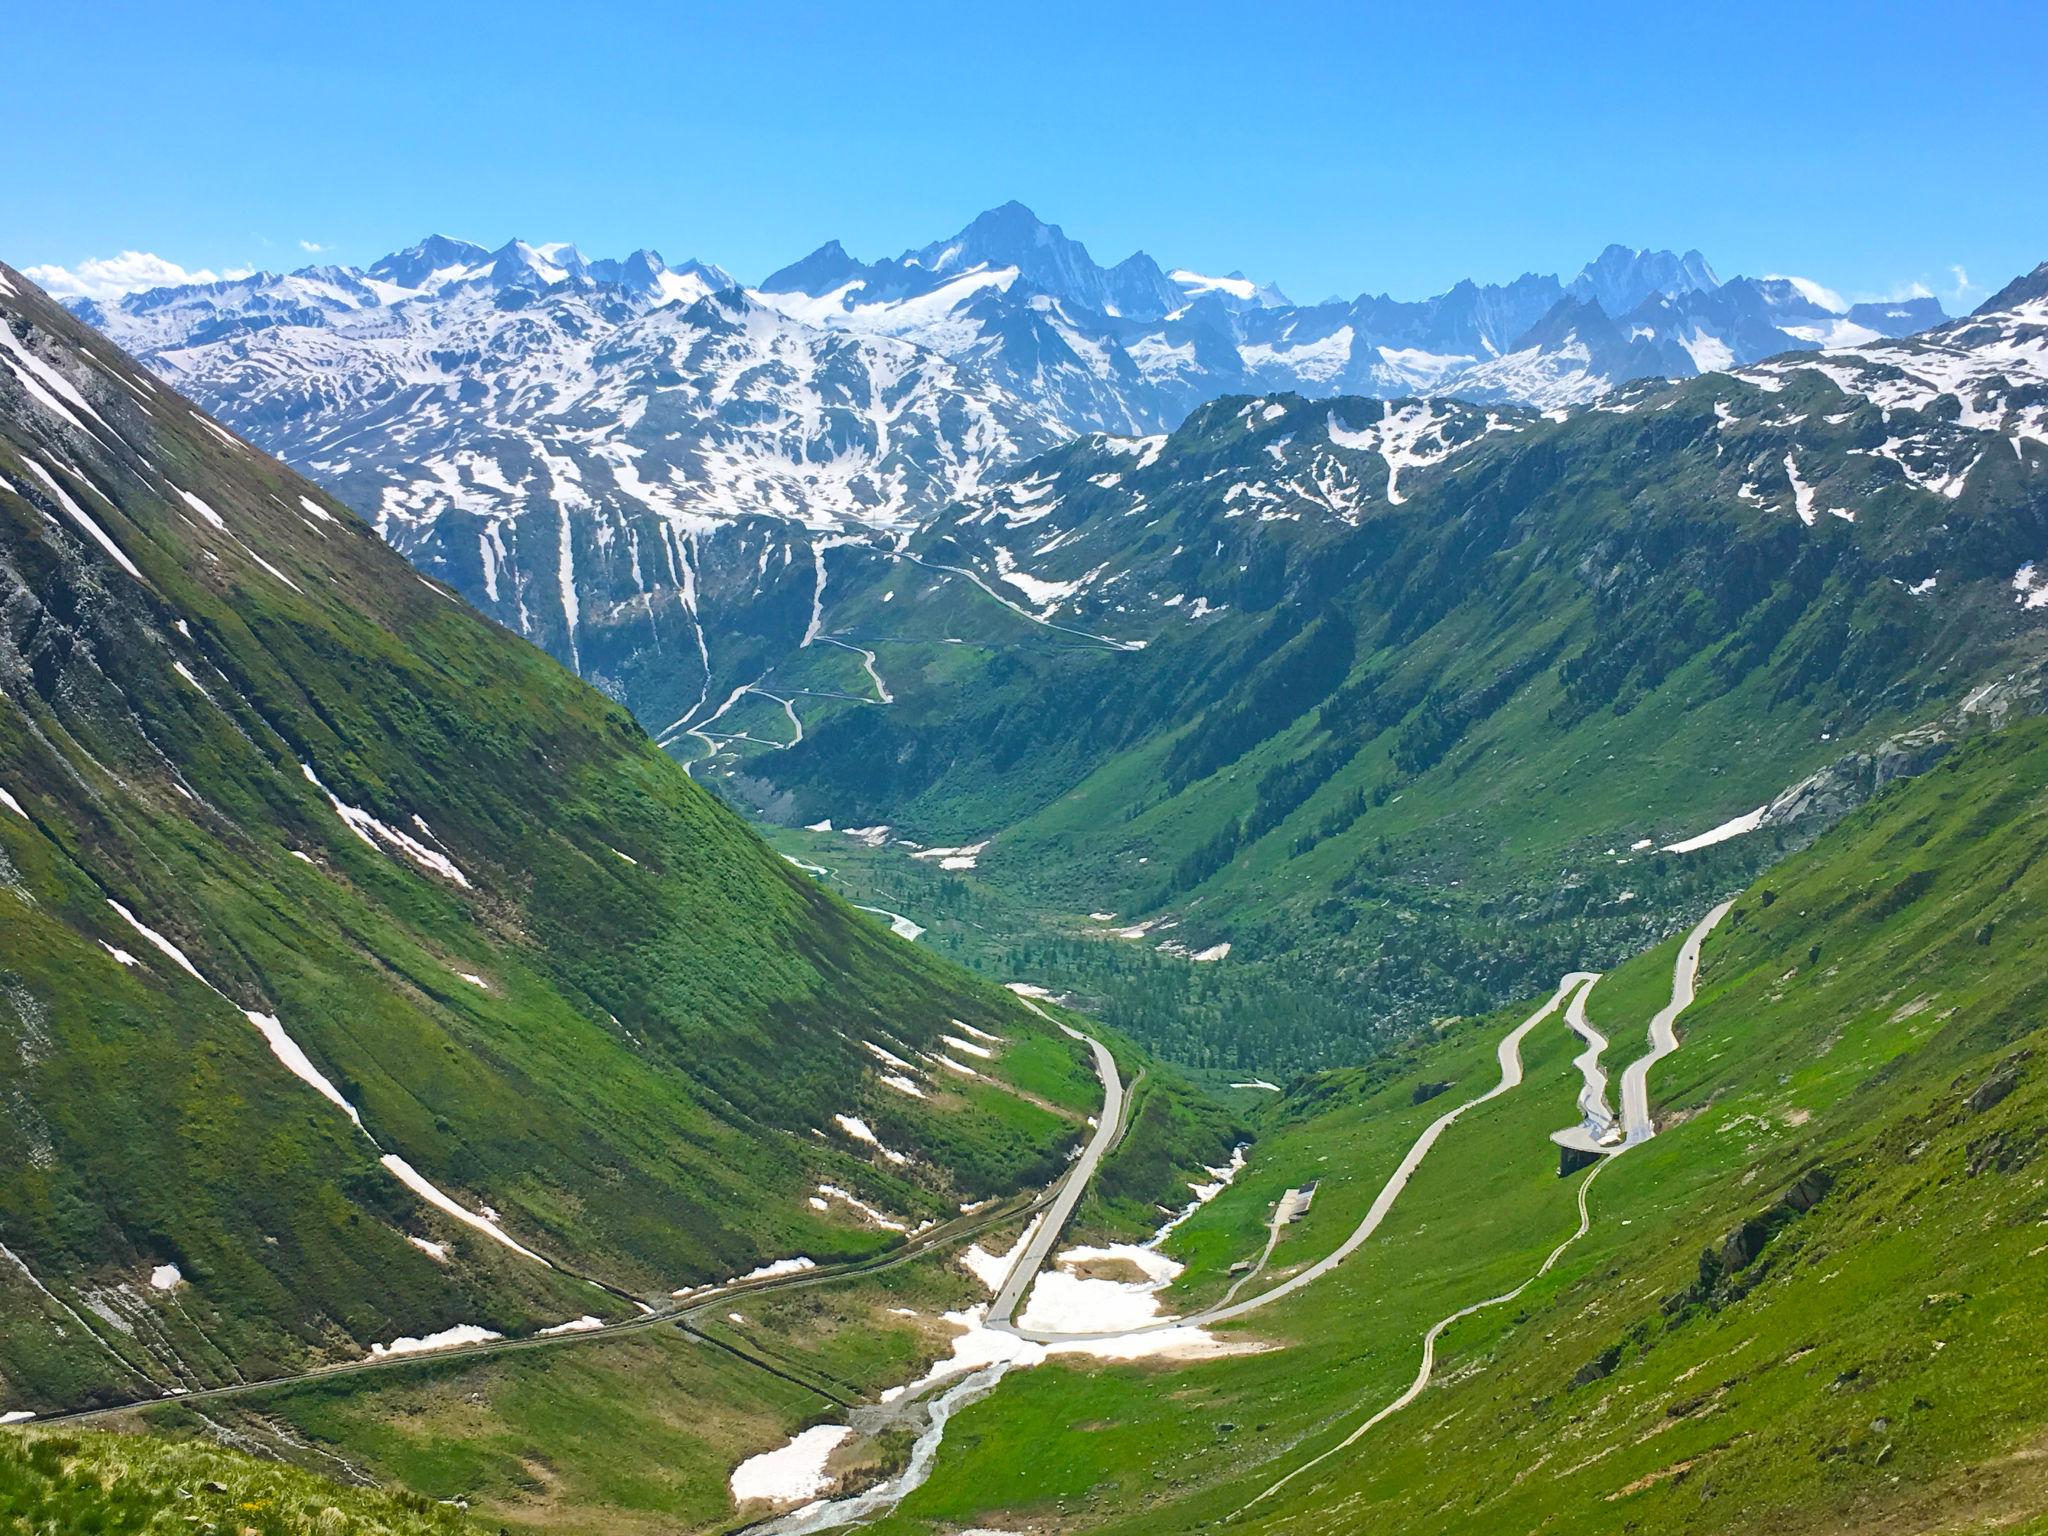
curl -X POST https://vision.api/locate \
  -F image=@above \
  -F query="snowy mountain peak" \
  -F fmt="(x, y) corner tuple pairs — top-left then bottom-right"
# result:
(366, 234), (493, 289)
(909, 202), (1125, 309)
(488, 239), (577, 288)
(759, 239), (864, 297)
(1975, 260), (2048, 314)
(1568, 244), (1721, 317)
(917, 200), (1064, 268)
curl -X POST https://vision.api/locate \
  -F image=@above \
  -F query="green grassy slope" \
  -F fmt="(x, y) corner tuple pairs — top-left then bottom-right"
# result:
(0, 1428), (480, 1536)
(723, 301), (2048, 1070)
(0, 264), (1100, 1417)
(857, 711), (2048, 1535)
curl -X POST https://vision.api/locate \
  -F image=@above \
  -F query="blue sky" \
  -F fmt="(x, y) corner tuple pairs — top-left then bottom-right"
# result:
(7, 0), (2044, 308)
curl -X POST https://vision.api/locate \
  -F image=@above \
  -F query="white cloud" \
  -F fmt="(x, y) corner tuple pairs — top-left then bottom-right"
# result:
(1851, 279), (1934, 304)
(1949, 264), (1977, 302)
(299, 239), (326, 253)
(21, 251), (255, 303)
(1764, 274), (1847, 313)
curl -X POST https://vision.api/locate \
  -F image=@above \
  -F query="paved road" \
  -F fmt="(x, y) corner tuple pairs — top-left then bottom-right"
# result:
(1549, 973), (1621, 1158)
(1561, 973), (1616, 1134)
(1242, 899), (1734, 1511)
(999, 971), (1601, 1345)
(1618, 901), (1732, 1145)
(987, 1018), (1126, 1329)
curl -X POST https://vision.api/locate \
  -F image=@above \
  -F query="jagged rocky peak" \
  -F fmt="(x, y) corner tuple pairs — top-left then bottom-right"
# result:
(1567, 243), (1721, 316)
(1975, 259), (2048, 314)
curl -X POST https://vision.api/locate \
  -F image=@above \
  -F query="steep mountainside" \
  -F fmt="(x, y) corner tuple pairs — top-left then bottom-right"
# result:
(0, 264), (1102, 1418)
(716, 267), (2048, 1066)
(71, 213), (1943, 739)
(861, 709), (2048, 1535)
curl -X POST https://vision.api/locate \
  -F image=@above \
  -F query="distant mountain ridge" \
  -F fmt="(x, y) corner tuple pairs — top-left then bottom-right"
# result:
(54, 208), (1954, 735)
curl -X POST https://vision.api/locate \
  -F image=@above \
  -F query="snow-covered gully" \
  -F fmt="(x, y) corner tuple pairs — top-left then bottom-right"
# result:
(102, 900), (553, 1275)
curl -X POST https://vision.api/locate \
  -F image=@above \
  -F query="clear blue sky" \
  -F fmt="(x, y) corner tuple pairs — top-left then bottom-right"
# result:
(6, 0), (2044, 307)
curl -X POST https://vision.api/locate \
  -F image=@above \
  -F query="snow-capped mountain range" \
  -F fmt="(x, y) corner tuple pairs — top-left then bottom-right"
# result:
(889, 265), (2048, 655)
(60, 206), (1954, 724)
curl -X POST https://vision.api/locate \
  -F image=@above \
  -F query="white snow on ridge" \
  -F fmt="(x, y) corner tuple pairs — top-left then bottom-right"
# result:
(106, 899), (205, 980)
(911, 840), (988, 870)
(380, 1155), (552, 1265)
(1662, 804), (1769, 854)
(21, 457), (145, 580)
(815, 1183), (908, 1232)
(833, 1113), (911, 1165)
(0, 320), (122, 444)
(733, 1256), (817, 1285)
(174, 486), (227, 530)
(855, 904), (926, 941)
(246, 1010), (363, 1128)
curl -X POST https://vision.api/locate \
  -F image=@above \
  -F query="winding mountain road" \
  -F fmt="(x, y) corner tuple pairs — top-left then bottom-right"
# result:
(1558, 972), (1617, 1140)
(1237, 899), (1734, 1512)
(1619, 901), (1732, 1145)
(993, 971), (1601, 1344)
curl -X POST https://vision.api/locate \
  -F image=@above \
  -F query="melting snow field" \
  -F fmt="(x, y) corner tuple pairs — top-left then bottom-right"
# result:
(731, 1424), (854, 1506)
(1662, 805), (1768, 854)
(1017, 1244), (1182, 1334)
(958, 1215), (1044, 1292)
(728, 1145), (1262, 1531)
(684, 1253), (819, 1302)
(368, 1323), (502, 1359)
